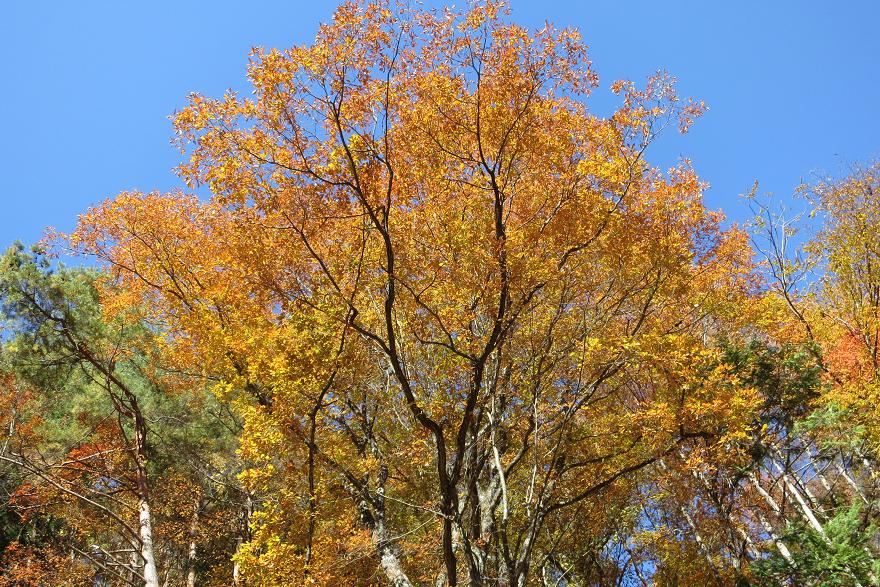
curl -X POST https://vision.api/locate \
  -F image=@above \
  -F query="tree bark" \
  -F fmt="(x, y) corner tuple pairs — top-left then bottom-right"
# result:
(186, 499), (201, 587)
(756, 512), (795, 566)
(138, 496), (160, 587)
(233, 493), (252, 586)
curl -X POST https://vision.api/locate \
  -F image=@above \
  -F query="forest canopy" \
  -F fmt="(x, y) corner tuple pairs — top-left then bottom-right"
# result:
(1, 2), (878, 586)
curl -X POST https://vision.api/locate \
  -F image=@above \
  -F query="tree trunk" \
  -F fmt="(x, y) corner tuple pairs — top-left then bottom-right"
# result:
(748, 471), (797, 565)
(378, 542), (414, 587)
(233, 493), (252, 586)
(362, 500), (413, 587)
(186, 499), (201, 587)
(780, 472), (826, 536)
(130, 539), (143, 586)
(835, 459), (869, 504)
(139, 496), (161, 587)
(232, 540), (242, 586)
(756, 512), (795, 566)
(681, 506), (725, 583)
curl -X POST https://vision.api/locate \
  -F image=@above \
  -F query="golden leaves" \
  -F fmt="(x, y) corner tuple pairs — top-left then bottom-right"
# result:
(68, 1), (758, 583)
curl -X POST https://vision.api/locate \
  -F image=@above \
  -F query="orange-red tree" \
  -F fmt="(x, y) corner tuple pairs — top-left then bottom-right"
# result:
(72, 2), (758, 585)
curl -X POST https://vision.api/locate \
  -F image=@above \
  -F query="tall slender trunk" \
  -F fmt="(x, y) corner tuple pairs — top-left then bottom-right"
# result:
(748, 471), (797, 565)
(835, 459), (869, 504)
(685, 458), (757, 564)
(756, 511), (795, 566)
(807, 449), (835, 497)
(757, 468), (868, 586)
(139, 495), (160, 587)
(133, 418), (160, 587)
(357, 497), (413, 587)
(233, 493), (252, 586)
(782, 470), (870, 586)
(658, 459), (726, 579)
(232, 540), (242, 586)
(680, 506), (725, 584)
(780, 472), (826, 536)
(771, 449), (825, 516)
(749, 468), (824, 535)
(748, 471), (782, 515)
(377, 539), (414, 587)
(130, 538), (143, 585)
(733, 524), (760, 561)
(856, 448), (876, 480)
(186, 498), (201, 587)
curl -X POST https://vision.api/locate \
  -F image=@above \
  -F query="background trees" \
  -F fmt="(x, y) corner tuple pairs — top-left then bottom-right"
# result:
(0, 244), (246, 586)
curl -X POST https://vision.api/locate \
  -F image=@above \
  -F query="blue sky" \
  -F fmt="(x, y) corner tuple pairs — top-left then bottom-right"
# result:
(2, 1), (878, 247)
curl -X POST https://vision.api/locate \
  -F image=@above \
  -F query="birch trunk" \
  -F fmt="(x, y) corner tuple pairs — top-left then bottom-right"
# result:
(756, 512), (795, 566)
(233, 494), (252, 586)
(186, 500), (200, 587)
(362, 499), (413, 587)
(680, 506), (725, 583)
(139, 496), (160, 587)
(748, 471), (797, 565)
(835, 459), (869, 504)
(780, 472), (826, 536)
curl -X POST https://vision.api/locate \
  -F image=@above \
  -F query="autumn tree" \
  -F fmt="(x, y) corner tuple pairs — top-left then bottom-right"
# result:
(66, 2), (761, 585)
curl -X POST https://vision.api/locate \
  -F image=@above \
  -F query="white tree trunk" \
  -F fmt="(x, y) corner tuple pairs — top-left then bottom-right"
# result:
(233, 494), (252, 586)
(371, 514), (413, 587)
(835, 459), (869, 504)
(780, 472), (826, 536)
(139, 497), (161, 587)
(232, 539), (242, 587)
(756, 512), (795, 565)
(186, 501), (200, 587)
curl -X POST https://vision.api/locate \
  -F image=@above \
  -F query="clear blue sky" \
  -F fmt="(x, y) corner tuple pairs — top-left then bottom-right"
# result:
(2, 1), (878, 246)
